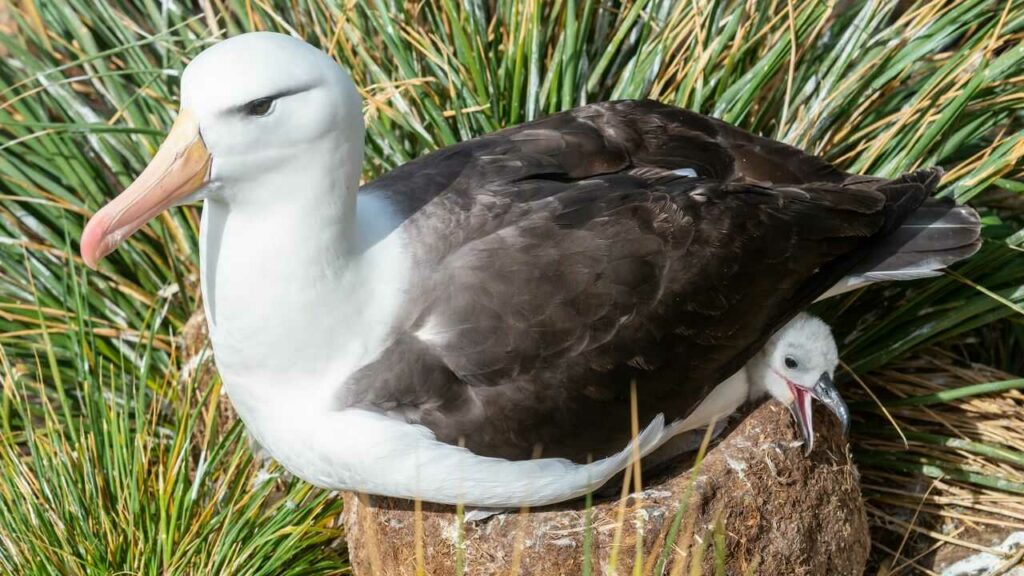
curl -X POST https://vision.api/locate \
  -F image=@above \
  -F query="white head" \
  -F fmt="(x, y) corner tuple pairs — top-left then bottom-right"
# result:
(751, 312), (848, 454)
(81, 32), (364, 266)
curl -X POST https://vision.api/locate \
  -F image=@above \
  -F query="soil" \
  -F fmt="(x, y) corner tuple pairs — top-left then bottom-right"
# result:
(343, 401), (870, 575)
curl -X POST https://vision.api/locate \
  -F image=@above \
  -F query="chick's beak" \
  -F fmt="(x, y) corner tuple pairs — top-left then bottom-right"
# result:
(80, 108), (211, 269)
(812, 372), (850, 438)
(787, 372), (850, 456)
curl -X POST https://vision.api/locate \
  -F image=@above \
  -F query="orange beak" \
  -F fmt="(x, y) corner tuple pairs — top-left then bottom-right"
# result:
(81, 108), (211, 269)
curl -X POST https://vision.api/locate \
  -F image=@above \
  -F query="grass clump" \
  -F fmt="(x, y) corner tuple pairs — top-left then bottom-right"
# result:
(0, 305), (346, 574)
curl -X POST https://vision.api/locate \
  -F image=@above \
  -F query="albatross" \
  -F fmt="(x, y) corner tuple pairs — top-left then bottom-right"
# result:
(80, 32), (980, 507)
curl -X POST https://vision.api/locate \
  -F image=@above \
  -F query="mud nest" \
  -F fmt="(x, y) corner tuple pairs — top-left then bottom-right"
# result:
(343, 401), (869, 575)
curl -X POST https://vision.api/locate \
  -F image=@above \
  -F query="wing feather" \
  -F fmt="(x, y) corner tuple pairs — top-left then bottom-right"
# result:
(344, 100), (933, 462)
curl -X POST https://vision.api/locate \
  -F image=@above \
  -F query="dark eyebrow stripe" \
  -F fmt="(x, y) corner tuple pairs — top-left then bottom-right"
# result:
(233, 84), (315, 114)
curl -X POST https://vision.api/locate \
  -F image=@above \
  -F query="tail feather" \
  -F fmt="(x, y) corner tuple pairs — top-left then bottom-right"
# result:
(818, 173), (982, 300)
(853, 201), (981, 277)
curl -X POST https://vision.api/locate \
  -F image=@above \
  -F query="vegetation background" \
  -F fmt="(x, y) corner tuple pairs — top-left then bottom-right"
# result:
(0, 0), (1022, 574)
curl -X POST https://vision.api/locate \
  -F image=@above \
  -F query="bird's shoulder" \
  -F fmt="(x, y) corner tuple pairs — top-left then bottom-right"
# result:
(361, 99), (848, 223)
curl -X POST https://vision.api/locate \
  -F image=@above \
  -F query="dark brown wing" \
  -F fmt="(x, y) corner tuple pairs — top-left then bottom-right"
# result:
(342, 100), (935, 462)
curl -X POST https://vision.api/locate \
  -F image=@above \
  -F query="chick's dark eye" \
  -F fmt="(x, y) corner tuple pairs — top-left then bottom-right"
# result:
(244, 97), (275, 117)
(784, 356), (798, 369)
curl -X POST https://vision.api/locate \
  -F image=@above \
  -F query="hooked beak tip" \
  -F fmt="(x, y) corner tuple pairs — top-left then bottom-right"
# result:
(80, 213), (110, 270)
(813, 372), (851, 441)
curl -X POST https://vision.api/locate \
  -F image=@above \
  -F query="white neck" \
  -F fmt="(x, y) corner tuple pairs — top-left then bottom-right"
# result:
(199, 136), (409, 412)
(744, 351), (772, 400)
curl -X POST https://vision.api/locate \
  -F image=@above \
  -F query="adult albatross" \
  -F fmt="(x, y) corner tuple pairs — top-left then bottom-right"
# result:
(80, 32), (980, 507)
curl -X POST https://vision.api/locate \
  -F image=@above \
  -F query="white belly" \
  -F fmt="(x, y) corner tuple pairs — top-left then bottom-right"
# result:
(230, 367), (752, 508)
(241, 404), (674, 507)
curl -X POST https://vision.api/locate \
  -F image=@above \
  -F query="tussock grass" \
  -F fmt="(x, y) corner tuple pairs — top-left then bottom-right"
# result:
(0, 343), (346, 574)
(852, 349), (1024, 573)
(0, 0), (1022, 572)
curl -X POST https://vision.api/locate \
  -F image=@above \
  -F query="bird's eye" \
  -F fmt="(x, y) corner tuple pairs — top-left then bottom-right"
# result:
(243, 97), (275, 117)
(784, 356), (798, 369)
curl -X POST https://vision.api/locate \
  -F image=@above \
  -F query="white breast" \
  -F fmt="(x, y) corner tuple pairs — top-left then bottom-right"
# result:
(256, 407), (675, 507)
(237, 367), (752, 508)
(669, 367), (750, 434)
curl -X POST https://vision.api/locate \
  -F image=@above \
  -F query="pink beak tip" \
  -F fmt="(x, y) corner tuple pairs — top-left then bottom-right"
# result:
(80, 214), (109, 270)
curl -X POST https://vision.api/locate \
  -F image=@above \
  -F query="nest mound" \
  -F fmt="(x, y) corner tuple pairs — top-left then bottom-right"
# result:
(343, 401), (869, 575)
